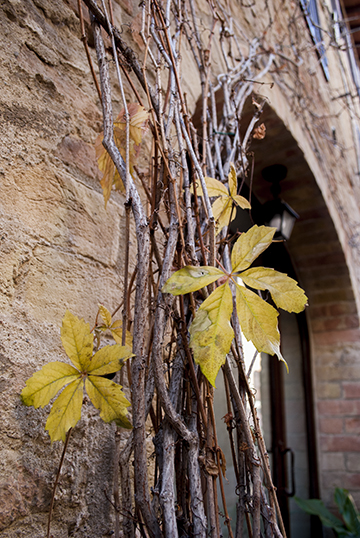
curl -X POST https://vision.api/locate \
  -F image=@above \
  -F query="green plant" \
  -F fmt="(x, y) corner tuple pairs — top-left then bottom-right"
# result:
(295, 488), (360, 538)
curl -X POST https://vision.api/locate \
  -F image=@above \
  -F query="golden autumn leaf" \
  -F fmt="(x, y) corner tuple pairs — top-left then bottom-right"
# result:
(110, 320), (133, 347)
(162, 224), (307, 384)
(97, 305), (133, 346)
(21, 362), (79, 409)
(45, 378), (84, 442)
(61, 310), (93, 372)
(235, 283), (287, 370)
(87, 344), (133, 376)
(85, 376), (132, 429)
(162, 266), (225, 295)
(98, 304), (112, 327)
(231, 225), (276, 274)
(192, 164), (251, 234)
(95, 103), (149, 207)
(240, 267), (308, 313)
(21, 311), (133, 442)
(189, 283), (234, 387)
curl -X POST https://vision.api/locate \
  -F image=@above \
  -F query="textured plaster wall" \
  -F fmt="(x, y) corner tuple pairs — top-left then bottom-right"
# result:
(1, 0), (360, 535)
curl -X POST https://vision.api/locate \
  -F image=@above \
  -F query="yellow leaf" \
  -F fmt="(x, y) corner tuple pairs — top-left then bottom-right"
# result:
(87, 345), (133, 376)
(228, 163), (237, 198)
(162, 266), (225, 295)
(235, 283), (287, 370)
(191, 169), (250, 234)
(98, 304), (112, 327)
(240, 267), (308, 313)
(212, 196), (233, 235)
(231, 225), (276, 274)
(191, 176), (228, 197)
(61, 310), (93, 372)
(85, 376), (132, 428)
(233, 194), (251, 210)
(45, 378), (84, 442)
(95, 104), (149, 206)
(110, 320), (133, 347)
(189, 283), (234, 387)
(115, 103), (149, 145)
(21, 362), (79, 409)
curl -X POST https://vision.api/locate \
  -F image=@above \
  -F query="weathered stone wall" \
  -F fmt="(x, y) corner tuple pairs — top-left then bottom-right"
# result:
(0, 0), (134, 535)
(1, 0), (360, 535)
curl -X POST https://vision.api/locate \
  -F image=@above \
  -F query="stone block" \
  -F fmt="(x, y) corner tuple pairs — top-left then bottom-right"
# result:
(22, 245), (124, 324)
(1, 164), (124, 267)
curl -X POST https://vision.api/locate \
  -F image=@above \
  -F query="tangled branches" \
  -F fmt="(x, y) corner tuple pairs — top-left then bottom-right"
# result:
(80, 0), (289, 536)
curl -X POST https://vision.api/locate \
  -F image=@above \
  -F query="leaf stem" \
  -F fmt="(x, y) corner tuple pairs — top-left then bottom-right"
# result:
(47, 428), (72, 538)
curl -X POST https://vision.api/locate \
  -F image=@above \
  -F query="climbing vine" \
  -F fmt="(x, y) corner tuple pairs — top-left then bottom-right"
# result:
(20, 0), (313, 537)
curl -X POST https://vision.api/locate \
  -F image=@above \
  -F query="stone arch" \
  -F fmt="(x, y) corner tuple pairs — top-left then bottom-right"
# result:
(241, 98), (360, 508)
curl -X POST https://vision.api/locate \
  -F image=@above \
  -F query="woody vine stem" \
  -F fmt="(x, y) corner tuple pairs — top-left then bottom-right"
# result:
(85, 0), (287, 536)
(36, 0), (317, 536)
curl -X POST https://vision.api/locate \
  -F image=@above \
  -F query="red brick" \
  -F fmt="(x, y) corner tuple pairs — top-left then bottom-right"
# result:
(322, 472), (360, 490)
(313, 329), (360, 346)
(320, 435), (360, 452)
(345, 418), (360, 434)
(343, 382), (360, 399)
(317, 399), (360, 416)
(311, 289), (356, 306)
(320, 418), (343, 434)
(311, 316), (359, 332)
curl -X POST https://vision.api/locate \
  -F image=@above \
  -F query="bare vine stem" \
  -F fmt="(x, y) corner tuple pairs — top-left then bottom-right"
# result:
(47, 428), (72, 538)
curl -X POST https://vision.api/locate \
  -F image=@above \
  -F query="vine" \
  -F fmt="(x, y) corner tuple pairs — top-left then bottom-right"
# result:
(20, 1), (313, 537)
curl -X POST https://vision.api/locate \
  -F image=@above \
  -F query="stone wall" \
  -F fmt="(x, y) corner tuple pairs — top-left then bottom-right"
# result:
(1, 0), (360, 535)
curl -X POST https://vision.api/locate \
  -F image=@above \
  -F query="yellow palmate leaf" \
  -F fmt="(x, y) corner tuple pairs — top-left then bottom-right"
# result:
(85, 376), (132, 429)
(212, 196), (234, 235)
(233, 194), (251, 210)
(228, 163), (237, 198)
(235, 283), (287, 370)
(189, 283), (234, 387)
(45, 378), (84, 442)
(95, 104), (149, 206)
(110, 320), (133, 347)
(98, 304), (112, 327)
(231, 225), (276, 274)
(95, 133), (126, 208)
(204, 176), (229, 197)
(191, 176), (228, 197)
(162, 266), (225, 295)
(240, 267), (308, 313)
(61, 310), (93, 372)
(87, 345), (133, 376)
(21, 362), (79, 409)
(114, 103), (149, 145)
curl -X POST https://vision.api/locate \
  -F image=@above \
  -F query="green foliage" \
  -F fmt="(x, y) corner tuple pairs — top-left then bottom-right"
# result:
(162, 225), (307, 386)
(295, 488), (360, 538)
(21, 310), (133, 442)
